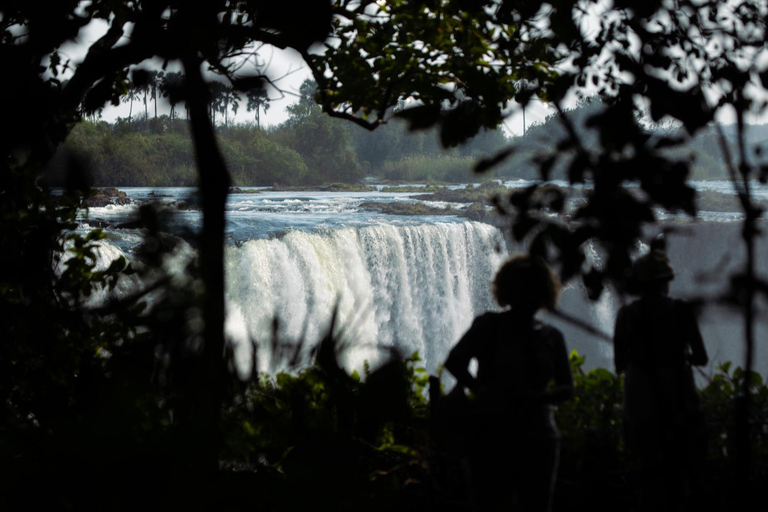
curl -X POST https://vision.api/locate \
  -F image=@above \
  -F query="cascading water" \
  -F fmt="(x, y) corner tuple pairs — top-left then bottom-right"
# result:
(224, 221), (507, 374)
(75, 186), (768, 381)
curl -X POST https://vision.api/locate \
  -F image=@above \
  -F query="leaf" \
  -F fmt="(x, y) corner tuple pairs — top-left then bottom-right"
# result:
(395, 104), (442, 131)
(131, 69), (150, 88)
(760, 165), (768, 184)
(582, 268), (604, 301)
(474, 147), (515, 173)
(130, 301), (148, 316)
(534, 154), (557, 181)
(85, 229), (105, 242)
(653, 136), (686, 149)
(759, 70), (768, 90)
(106, 256), (127, 274)
(511, 214), (537, 242)
(233, 75), (266, 92)
(529, 230), (548, 259)
(440, 101), (485, 147)
(567, 152), (589, 184)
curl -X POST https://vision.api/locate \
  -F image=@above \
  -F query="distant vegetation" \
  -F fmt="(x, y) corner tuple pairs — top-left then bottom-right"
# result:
(45, 78), (507, 188)
(498, 98), (768, 182)
(45, 81), (767, 188)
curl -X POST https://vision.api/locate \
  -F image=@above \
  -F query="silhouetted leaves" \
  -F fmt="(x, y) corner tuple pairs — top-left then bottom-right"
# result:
(582, 268), (604, 301)
(7, 0), (768, 506)
(474, 147), (515, 173)
(536, 154), (559, 182)
(511, 213), (537, 242)
(397, 104), (443, 131)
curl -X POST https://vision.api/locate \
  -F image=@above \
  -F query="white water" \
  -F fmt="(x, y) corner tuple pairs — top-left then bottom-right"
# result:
(77, 183), (768, 378)
(223, 221), (507, 374)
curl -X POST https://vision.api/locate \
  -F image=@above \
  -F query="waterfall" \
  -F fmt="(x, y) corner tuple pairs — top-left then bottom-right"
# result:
(75, 208), (768, 378)
(224, 221), (507, 374)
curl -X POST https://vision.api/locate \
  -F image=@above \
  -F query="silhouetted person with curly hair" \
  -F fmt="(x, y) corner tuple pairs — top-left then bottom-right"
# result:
(445, 254), (573, 512)
(613, 248), (708, 510)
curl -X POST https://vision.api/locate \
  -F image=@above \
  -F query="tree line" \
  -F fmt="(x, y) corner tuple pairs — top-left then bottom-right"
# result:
(58, 87), (747, 188)
(47, 81), (510, 187)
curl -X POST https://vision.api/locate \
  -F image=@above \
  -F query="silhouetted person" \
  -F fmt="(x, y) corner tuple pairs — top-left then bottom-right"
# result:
(445, 254), (573, 512)
(613, 249), (708, 510)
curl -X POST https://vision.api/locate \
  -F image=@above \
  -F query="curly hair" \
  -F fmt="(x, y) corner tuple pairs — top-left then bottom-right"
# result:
(492, 254), (561, 311)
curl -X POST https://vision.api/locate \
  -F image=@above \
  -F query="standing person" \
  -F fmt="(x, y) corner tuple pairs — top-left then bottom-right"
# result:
(445, 254), (573, 512)
(613, 248), (708, 510)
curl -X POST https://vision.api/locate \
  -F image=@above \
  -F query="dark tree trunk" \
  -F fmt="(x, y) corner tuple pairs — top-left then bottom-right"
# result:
(181, 55), (230, 473)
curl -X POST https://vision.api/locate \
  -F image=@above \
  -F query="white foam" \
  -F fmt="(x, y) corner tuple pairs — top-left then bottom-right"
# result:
(224, 221), (506, 374)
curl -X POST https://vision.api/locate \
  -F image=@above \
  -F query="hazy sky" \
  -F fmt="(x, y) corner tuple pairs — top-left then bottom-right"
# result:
(91, 45), (552, 135)
(52, 4), (757, 136)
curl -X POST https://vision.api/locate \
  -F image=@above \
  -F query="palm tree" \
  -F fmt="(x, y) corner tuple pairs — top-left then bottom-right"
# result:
(139, 80), (150, 120)
(122, 79), (140, 122)
(148, 70), (165, 118)
(208, 81), (226, 125)
(247, 88), (270, 128)
(159, 71), (184, 120)
(222, 86), (240, 127)
(514, 78), (536, 136)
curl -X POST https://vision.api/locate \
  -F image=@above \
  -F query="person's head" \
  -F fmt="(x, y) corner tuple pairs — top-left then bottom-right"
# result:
(633, 249), (674, 296)
(492, 254), (561, 313)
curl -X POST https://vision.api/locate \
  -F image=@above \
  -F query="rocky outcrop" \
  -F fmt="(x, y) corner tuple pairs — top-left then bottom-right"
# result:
(85, 187), (132, 207)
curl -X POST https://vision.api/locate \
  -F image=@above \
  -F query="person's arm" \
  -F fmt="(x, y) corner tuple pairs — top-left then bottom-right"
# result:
(445, 317), (485, 395)
(541, 329), (574, 404)
(678, 301), (708, 366)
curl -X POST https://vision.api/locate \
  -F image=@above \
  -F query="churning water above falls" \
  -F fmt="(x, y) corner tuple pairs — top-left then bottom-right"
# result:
(224, 222), (507, 374)
(80, 188), (511, 374)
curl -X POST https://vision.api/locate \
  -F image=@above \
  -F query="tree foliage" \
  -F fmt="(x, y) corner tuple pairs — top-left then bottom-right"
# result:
(275, 84), (363, 183)
(48, 119), (311, 187)
(1, 0), (336, 485)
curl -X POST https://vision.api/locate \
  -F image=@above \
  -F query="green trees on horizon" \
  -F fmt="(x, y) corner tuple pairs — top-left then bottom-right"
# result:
(58, 87), (745, 187)
(49, 88), (513, 187)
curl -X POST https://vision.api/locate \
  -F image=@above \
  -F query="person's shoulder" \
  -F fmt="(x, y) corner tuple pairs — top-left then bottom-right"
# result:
(671, 297), (697, 315)
(617, 297), (651, 318)
(475, 310), (505, 322)
(470, 311), (504, 330)
(532, 323), (568, 356)
(671, 297), (692, 307)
